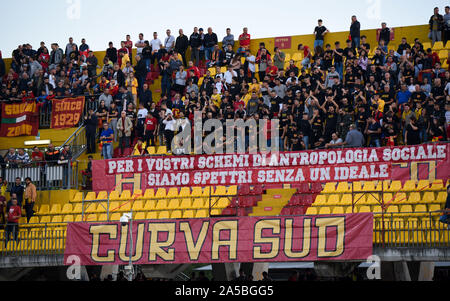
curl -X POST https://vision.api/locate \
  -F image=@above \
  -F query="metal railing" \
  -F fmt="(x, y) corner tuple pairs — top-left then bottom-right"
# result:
(3, 161), (79, 191)
(61, 125), (87, 160)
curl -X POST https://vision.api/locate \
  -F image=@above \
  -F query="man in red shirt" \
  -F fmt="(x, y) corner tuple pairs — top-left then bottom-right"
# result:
(186, 61), (201, 79)
(144, 111), (158, 147)
(265, 60), (279, 82)
(298, 44), (312, 69)
(125, 35), (133, 64)
(5, 197), (21, 246)
(238, 27), (251, 55)
(31, 147), (45, 167)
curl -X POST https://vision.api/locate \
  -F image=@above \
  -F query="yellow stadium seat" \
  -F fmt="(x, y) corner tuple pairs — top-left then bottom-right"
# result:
(336, 182), (350, 193)
(156, 146), (168, 155)
(213, 186), (227, 196)
(179, 187), (191, 198)
(191, 187), (204, 197)
(292, 52), (304, 62)
(214, 198), (230, 209)
(383, 193), (393, 204)
(192, 198), (208, 209)
(155, 199), (168, 210)
(119, 190), (132, 201)
(408, 192), (421, 204)
(96, 191), (108, 200)
(142, 189), (155, 200)
(402, 180), (416, 192)
(109, 191), (120, 201)
(147, 147), (156, 155)
(366, 194), (381, 205)
(400, 205), (413, 216)
(363, 181), (381, 192)
(168, 199), (180, 210)
(63, 215), (74, 223)
(73, 192), (83, 203)
(445, 41), (450, 49)
(85, 192), (97, 201)
(132, 190), (143, 199)
(284, 53), (291, 62)
(394, 193), (407, 203)
(167, 188), (179, 198)
(85, 203), (97, 214)
(430, 180), (444, 191)
(203, 187), (213, 197)
(422, 42), (432, 50)
(429, 204), (442, 213)
(107, 202), (121, 213)
(323, 182), (336, 194)
(119, 201), (133, 213)
(306, 207), (318, 215)
(72, 203), (82, 214)
(354, 194), (366, 205)
(359, 206), (372, 213)
(132, 200), (144, 211)
(146, 212), (158, 220)
(423, 192), (436, 203)
(183, 210), (195, 219)
(386, 205), (399, 214)
(208, 68), (216, 76)
(373, 205), (383, 214)
(436, 192), (447, 203)
(332, 207), (345, 215)
(38, 205), (50, 216)
(110, 213), (121, 221)
(143, 200), (156, 211)
(211, 209), (221, 216)
(155, 188), (167, 198)
(417, 180), (430, 191)
(432, 41), (444, 51)
(327, 195), (340, 205)
(382, 180), (391, 191)
(341, 194), (353, 206)
(318, 207), (331, 215)
(49, 204), (61, 215)
(414, 204), (428, 216)
(25, 216), (40, 227)
(196, 210), (209, 218)
(134, 212), (146, 220)
(179, 198), (193, 209)
(50, 216), (64, 226)
(345, 207), (355, 214)
(97, 214), (108, 222)
(387, 181), (402, 192)
(171, 211), (182, 219)
(158, 211), (170, 219)
(313, 195), (327, 206)
(39, 216), (51, 224)
(352, 182), (363, 192)
(438, 50), (448, 61)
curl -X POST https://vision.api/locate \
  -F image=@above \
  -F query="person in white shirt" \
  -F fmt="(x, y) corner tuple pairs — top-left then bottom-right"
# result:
(245, 50), (256, 76)
(137, 103), (148, 139)
(325, 133), (344, 148)
(150, 32), (163, 65)
(224, 66), (237, 85)
(163, 112), (176, 153)
(135, 33), (146, 55)
(164, 29), (175, 52)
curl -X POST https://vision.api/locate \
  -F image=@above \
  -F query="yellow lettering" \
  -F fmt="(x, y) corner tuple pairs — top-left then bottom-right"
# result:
(180, 221), (209, 261)
(211, 220), (238, 261)
(316, 217), (345, 258)
(90, 225), (117, 263)
(284, 218), (311, 258)
(253, 219), (281, 260)
(118, 223), (145, 262)
(148, 223), (175, 261)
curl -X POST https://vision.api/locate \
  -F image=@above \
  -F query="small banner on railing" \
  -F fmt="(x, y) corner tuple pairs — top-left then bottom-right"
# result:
(64, 214), (374, 266)
(51, 96), (85, 129)
(0, 100), (39, 137)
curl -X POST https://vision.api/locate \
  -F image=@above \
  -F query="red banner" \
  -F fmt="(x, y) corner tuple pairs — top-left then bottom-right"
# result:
(274, 37), (292, 50)
(92, 144), (449, 192)
(64, 214), (373, 266)
(0, 100), (39, 137)
(51, 96), (85, 129)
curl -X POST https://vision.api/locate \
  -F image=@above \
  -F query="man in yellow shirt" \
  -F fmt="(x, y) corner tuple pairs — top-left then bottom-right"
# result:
(120, 51), (130, 70)
(211, 88), (222, 108)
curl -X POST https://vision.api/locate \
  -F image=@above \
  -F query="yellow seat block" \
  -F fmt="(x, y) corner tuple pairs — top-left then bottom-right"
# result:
(179, 187), (191, 198)
(211, 209), (221, 216)
(108, 202), (121, 213)
(318, 207), (331, 215)
(168, 199), (180, 210)
(386, 205), (399, 214)
(432, 41), (444, 51)
(327, 195), (340, 206)
(394, 193), (407, 204)
(132, 189), (143, 199)
(192, 198), (208, 209)
(109, 191), (120, 201)
(49, 204), (61, 215)
(430, 180), (444, 191)
(85, 192), (97, 201)
(134, 212), (146, 220)
(306, 207), (318, 215)
(142, 189), (155, 200)
(146, 212), (158, 220)
(191, 187), (204, 197)
(214, 198), (230, 209)
(366, 194), (381, 205)
(402, 180), (417, 192)
(155, 188), (167, 198)
(96, 191), (108, 201)
(359, 206), (372, 213)
(155, 199), (168, 210)
(364, 181), (381, 192)
(167, 188), (179, 198)
(143, 200), (156, 211)
(183, 210), (195, 219)
(354, 194), (366, 205)
(85, 203), (97, 214)
(110, 213), (121, 221)
(408, 192), (421, 204)
(97, 214), (108, 222)
(400, 205), (413, 216)
(383, 193), (394, 204)
(61, 204), (73, 215)
(423, 192), (435, 203)
(119, 201), (133, 213)
(38, 205), (50, 216)
(195, 210), (208, 218)
(73, 192), (83, 203)
(417, 180), (430, 191)
(387, 181), (402, 192)
(171, 210), (182, 219)
(158, 211), (170, 219)
(213, 186), (227, 196)
(147, 147), (156, 155)
(119, 190), (132, 201)
(314, 195), (327, 206)
(340, 194), (353, 206)
(132, 200), (144, 211)
(336, 182), (350, 193)
(179, 199), (193, 209)
(227, 186), (238, 196)
(51, 216), (64, 226)
(436, 192), (447, 203)
(72, 203), (83, 214)
(332, 207), (345, 215)
(323, 182), (336, 194)
(156, 146), (168, 155)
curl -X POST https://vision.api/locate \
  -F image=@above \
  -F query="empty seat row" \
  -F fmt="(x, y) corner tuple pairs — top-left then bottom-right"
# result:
(322, 180), (448, 194)
(74, 186), (238, 203)
(306, 203), (443, 216)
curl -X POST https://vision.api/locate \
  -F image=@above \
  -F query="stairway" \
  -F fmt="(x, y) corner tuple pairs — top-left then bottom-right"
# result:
(249, 189), (297, 217)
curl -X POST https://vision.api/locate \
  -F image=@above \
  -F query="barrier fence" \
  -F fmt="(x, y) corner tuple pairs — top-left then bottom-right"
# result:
(3, 161), (79, 191)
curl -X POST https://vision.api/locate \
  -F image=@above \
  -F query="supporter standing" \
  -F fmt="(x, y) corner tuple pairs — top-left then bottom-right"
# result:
(24, 177), (37, 223)
(175, 29), (189, 67)
(429, 7), (444, 44)
(314, 19), (329, 49)
(189, 27), (201, 66)
(350, 15), (361, 49)
(117, 111), (133, 154)
(100, 122), (114, 159)
(10, 177), (24, 208)
(84, 109), (98, 154)
(204, 28), (218, 61)
(5, 197), (21, 246)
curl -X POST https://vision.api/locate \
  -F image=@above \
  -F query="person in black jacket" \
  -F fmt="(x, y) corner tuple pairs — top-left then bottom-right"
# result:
(175, 29), (189, 67)
(204, 27), (218, 61)
(106, 42), (118, 63)
(378, 22), (391, 45)
(113, 63), (125, 87)
(429, 7), (444, 44)
(189, 27), (201, 66)
(141, 41), (153, 71)
(140, 83), (153, 109)
(84, 109), (98, 154)
(134, 54), (147, 97)
(350, 15), (361, 49)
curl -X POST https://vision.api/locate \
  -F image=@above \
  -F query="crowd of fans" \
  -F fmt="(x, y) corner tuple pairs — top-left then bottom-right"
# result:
(1, 9), (450, 158)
